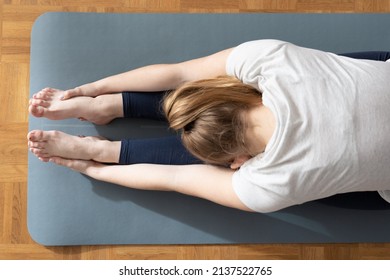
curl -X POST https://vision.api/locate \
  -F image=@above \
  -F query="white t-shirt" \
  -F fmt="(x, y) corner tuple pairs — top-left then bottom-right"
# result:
(226, 39), (390, 213)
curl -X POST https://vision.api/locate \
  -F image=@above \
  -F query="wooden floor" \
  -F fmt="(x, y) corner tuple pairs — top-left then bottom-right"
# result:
(1, 0), (390, 260)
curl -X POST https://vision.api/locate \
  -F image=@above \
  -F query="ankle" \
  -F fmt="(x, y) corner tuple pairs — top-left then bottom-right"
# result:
(91, 139), (121, 163)
(93, 94), (124, 119)
(74, 136), (97, 160)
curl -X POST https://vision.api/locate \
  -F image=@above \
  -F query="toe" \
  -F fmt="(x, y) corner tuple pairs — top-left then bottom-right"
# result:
(28, 141), (44, 149)
(31, 99), (50, 108)
(33, 91), (45, 99)
(27, 130), (36, 141)
(30, 147), (47, 157)
(43, 87), (56, 93)
(29, 104), (45, 117)
(35, 88), (56, 99)
(42, 87), (52, 92)
(34, 90), (45, 99)
(35, 91), (49, 100)
(38, 157), (51, 162)
(27, 130), (46, 142)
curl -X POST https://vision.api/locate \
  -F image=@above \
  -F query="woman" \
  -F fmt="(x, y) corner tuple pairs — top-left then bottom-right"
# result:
(28, 39), (390, 212)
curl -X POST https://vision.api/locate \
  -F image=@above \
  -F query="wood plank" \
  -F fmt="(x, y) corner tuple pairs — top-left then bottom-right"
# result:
(0, 182), (32, 245)
(0, 64), (29, 122)
(0, 244), (64, 260)
(358, 243), (390, 260)
(355, 0), (390, 11)
(0, 1), (3, 60)
(296, 0), (356, 12)
(0, 183), (13, 244)
(0, 123), (28, 183)
(240, 0), (298, 12)
(237, 244), (300, 260)
(112, 245), (179, 260)
(10, 182), (31, 244)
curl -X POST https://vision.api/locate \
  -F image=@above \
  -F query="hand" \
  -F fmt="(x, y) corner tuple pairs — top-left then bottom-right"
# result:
(61, 83), (101, 100)
(49, 157), (104, 176)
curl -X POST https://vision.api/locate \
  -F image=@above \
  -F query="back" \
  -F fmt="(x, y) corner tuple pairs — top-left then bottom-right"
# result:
(226, 40), (390, 212)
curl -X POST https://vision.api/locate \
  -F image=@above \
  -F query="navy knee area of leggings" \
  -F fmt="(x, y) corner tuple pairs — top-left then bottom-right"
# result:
(122, 91), (166, 120)
(119, 135), (202, 165)
(340, 51), (390, 61)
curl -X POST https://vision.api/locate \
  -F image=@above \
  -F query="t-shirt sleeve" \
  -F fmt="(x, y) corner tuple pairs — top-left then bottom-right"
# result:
(226, 39), (289, 89)
(232, 168), (296, 213)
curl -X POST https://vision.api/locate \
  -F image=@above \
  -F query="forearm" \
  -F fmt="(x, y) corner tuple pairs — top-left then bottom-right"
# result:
(88, 163), (178, 191)
(86, 64), (183, 96)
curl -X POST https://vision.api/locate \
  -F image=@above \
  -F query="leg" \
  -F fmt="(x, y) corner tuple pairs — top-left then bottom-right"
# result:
(339, 51), (390, 61)
(122, 91), (166, 120)
(120, 92), (200, 165)
(119, 135), (201, 165)
(28, 130), (121, 163)
(29, 88), (123, 125)
(27, 130), (200, 165)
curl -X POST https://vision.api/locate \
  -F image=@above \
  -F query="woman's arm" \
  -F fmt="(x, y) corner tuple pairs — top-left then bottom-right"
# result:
(50, 157), (252, 212)
(63, 48), (233, 99)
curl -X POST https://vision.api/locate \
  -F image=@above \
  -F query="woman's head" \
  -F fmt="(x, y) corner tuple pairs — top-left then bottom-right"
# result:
(163, 76), (262, 167)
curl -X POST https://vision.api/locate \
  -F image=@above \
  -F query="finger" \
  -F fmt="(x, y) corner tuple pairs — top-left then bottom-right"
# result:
(61, 88), (81, 100)
(49, 157), (87, 173)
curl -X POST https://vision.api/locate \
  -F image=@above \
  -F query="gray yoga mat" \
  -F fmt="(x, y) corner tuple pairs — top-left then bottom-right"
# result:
(28, 12), (390, 245)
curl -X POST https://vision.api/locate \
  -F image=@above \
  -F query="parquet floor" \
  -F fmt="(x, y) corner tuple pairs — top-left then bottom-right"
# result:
(1, 0), (390, 260)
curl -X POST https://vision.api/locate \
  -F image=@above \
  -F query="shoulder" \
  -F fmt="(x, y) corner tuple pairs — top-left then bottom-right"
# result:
(228, 39), (289, 63)
(234, 39), (289, 50)
(226, 39), (291, 86)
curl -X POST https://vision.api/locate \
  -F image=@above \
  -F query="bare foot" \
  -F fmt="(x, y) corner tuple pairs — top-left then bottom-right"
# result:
(27, 130), (120, 163)
(29, 88), (123, 125)
(29, 88), (89, 120)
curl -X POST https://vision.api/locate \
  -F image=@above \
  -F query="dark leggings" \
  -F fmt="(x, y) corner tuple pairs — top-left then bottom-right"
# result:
(339, 51), (390, 61)
(119, 92), (201, 165)
(118, 51), (390, 165)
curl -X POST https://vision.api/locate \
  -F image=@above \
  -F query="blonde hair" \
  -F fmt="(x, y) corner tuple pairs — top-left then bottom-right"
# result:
(163, 76), (262, 166)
